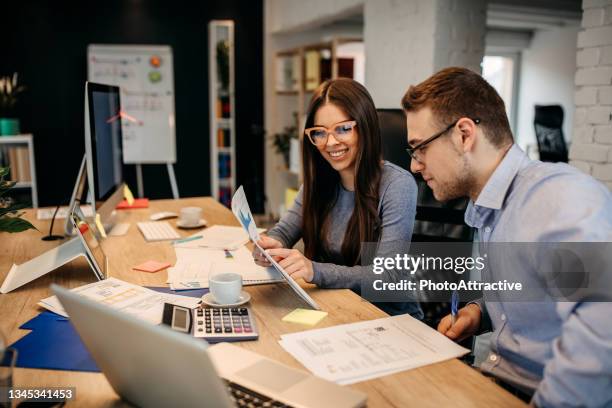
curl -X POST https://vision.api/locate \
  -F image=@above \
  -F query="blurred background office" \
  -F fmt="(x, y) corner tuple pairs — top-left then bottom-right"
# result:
(1, 0), (610, 219)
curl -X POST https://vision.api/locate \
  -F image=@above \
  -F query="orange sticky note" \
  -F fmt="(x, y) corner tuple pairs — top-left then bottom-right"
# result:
(133, 260), (172, 273)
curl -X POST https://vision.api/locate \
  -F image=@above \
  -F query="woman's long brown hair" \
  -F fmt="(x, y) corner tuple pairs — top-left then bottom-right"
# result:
(302, 78), (382, 266)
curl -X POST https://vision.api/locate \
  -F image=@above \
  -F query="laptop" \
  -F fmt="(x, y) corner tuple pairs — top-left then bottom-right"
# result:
(52, 285), (367, 408)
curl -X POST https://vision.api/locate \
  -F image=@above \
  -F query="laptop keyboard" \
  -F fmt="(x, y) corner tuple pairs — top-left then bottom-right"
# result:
(225, 380), (294, 407)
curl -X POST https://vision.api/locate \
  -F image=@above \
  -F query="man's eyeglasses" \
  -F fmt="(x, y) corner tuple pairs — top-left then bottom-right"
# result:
(406, 118), (481, 163)
(304, 120), (357, 147)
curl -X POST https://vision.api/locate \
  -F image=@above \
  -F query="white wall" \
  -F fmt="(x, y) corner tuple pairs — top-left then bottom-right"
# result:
(515, 25), (580, 149)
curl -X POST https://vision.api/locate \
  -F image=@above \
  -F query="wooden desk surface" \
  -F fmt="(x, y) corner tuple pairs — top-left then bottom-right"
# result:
(0, 198), (524, 407)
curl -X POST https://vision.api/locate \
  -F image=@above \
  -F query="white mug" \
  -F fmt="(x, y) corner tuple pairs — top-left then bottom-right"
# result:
(209, 272), (242, 305)
(179, 207), (202, 227)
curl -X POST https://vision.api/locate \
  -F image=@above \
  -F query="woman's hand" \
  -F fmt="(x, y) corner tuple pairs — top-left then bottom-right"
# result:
(252, 235), (283, 266)
(266, 248), (314, 283)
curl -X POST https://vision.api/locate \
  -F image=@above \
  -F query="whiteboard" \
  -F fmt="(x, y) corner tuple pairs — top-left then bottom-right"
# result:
(88, 44), (176, 164)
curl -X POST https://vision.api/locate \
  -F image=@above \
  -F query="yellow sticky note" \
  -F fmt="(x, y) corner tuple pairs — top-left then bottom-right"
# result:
(282, 308), (328, 326)
(95, 214), (107, 239)
(123, 184), (135, 206)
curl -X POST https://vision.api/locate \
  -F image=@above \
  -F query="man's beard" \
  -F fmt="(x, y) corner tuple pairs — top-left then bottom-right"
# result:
(433, 157), (475, 201)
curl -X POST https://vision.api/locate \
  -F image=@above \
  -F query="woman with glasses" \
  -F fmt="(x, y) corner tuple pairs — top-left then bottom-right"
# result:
(253, 78), (421, 317)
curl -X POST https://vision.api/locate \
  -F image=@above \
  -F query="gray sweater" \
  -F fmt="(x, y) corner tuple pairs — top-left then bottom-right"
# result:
(268, 161), (422, 318)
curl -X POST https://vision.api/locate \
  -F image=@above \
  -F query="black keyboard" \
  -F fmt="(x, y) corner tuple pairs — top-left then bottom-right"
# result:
(225, 380), (294, 408)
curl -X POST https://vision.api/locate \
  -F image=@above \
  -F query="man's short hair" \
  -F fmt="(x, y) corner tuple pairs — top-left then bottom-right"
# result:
(401, 67), (513, 147)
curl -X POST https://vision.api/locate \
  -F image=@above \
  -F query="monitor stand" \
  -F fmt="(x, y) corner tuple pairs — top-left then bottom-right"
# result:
(0, 237), (101, 294)
(64, 155), (88, 236)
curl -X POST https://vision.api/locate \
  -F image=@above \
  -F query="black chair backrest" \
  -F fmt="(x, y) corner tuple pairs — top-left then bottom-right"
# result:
(377, 109), (474, 243)
(377, 109), (411, 170)
(534, 104), (568, 163)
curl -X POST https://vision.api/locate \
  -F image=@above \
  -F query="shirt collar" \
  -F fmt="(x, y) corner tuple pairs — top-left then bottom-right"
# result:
(464, 144), (527, 228)
(474, 144), (526, 210)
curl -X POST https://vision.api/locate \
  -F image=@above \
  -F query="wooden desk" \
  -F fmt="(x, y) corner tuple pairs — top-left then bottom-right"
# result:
(0, 198), (524, 407)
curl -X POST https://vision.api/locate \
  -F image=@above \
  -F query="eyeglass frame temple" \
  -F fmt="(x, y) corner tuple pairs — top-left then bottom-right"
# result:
(406, 117), (481, 158)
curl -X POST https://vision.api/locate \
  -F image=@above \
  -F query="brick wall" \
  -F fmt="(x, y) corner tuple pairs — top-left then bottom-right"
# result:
(570, 0), (612, 190)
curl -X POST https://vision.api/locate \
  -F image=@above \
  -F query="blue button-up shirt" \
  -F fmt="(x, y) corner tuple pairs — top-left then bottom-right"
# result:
(464, 144), (612, 407)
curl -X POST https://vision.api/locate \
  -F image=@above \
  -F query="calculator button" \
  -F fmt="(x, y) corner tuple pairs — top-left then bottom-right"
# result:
(197, 310), (203, 316)
(215, 328), (222, 333)
(198, 328), (203, 332)
(224, 327), (233, 333)
(213, 310), (220, 315)
(206, 328), (212, 333)
(198, 321), (203, 325)
(234, 327), (243, 333)
(244, 328), (253, 333)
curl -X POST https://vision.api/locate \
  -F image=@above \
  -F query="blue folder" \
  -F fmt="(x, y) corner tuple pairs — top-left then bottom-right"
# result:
(6, 287), (208, 372)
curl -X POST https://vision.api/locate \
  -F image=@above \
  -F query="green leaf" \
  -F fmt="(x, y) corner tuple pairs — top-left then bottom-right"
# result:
(0, 216), (38, 233)
(0, 167), (9, 178)
(0, 203), (29, 217)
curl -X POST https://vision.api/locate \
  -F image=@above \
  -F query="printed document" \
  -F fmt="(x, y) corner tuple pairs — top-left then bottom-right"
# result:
(279, 314), (469, 384)
(173, 225), (265, 251)
(231, 186), (261, 242)
(39, 277), (200, 324)
(231, 186), (320, 310)
(167, 246), (283, 290)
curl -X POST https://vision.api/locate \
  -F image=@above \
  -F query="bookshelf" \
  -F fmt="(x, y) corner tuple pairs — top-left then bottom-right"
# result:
(209, 20), (236, 207)
(0, 134), (38, 208)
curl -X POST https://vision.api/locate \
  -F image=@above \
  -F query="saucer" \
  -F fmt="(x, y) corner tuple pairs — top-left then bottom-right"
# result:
(176, 219), (207, 229)
(201, 291), (251, 307)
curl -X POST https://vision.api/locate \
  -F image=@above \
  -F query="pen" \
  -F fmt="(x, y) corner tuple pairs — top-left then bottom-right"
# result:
(451, 289), (459, 326)
(172, 235), (203, 245)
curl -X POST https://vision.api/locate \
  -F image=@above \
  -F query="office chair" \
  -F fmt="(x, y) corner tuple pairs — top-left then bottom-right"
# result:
(377, 109), (475, 337)
(534, 105), (568, 163)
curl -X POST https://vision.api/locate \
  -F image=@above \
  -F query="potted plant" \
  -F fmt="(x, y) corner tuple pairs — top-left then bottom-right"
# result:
(0, 166), (36, 232)
(0, 73), (25, 136)
(271, 112), (299, 168)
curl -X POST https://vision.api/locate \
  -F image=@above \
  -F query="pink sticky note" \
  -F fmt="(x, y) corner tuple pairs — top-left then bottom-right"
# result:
(133, 260), (172, 273)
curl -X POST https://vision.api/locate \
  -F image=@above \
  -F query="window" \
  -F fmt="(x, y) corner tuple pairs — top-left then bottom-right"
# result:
(482, 54), (520, 132)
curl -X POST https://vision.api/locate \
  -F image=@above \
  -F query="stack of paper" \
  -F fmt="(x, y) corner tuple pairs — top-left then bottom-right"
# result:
(173, 225), (264, 250)
(279, 314), (469, 385)
(39, 277), (201, 325)
(167, 246), (283, 290)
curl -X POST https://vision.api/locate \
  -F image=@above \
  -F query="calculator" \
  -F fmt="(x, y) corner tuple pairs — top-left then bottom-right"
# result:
(162, 303), (258, 342)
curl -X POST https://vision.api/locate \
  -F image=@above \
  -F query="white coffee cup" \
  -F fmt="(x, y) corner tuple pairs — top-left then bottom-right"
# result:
(179, 207), (202, 227)
(209, 272), (243, 305)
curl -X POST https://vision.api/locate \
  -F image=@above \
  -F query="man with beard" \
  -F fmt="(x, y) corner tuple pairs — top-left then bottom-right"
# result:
(402, 67), (612, 407)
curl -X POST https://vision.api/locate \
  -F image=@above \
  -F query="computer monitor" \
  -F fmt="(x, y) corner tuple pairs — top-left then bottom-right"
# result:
(84, 81), (125, 229)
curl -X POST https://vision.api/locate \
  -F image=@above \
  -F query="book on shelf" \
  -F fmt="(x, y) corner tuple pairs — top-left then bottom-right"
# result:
(218, 152), (232, 179)
(4, 146), (31, 183)
(217, 128), (231, 148)
(304, 50), (321, 91)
